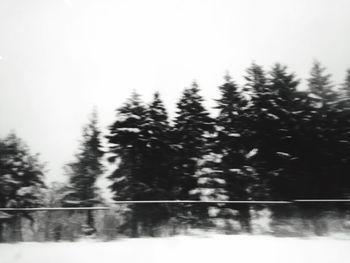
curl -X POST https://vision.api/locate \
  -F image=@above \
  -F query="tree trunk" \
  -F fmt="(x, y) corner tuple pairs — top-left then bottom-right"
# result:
(9, 213), (22, 242)
(45, 211), (51, 241)
(237, 205), (252, 233)
(0, 222), (3, 242)
(299, 203), (328, 236)
(86, 210), (94, 228)
(131, 216), (139, 238)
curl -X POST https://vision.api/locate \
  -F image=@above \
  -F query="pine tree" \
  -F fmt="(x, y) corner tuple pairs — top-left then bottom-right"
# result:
(244, 62), (268, 100)
(171, 82), (214, 226)
(173, 82), (215, 200)
(140, 92), (174, 234)
(303, 61), (341, 199)
(0, 132), (45, 207)
(342, 69), (350, 97)
(107, 91), (151, 236)
(245, 63), (312, 231)
(287, 62), (342, 235)
(107, 91), (149, 201)
(265, 64), (303, 200)
(143, 92), (173, 200)
(249, 64), (304, 199)
(322, 68), (350, 199)
(214, 74), (258, 232)
(63, 110), (104, 229)
(191, 75), (239, 207)
(336, 69), (350, 108)
(244, 63), (273, 198)
(338, 69), (350, 197)
(0, 132), (46, 241)
(308, 60), (335, 105)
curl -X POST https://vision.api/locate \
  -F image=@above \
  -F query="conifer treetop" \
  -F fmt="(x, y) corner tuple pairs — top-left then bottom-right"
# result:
(307, 60), (334, 99)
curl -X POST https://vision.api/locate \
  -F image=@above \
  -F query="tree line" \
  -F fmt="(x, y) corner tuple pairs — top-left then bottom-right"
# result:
(1, 61), (350, 237)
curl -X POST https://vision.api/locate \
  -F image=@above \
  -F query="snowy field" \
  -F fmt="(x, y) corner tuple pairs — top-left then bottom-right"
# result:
(1, 234), (350, 263)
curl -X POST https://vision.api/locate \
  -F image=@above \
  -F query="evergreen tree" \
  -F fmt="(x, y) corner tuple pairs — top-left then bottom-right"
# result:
(63, 110), (104, 229)
(264, 64), (303, 200)
(303, 61), (341, 199)
(244, 62), (268, 101)
(214, 74), (259, 232)
(107, 91), (151, 236)
(255, 64), (303, 198)
(245, 63), (312, 231)
(173, 82), (215, 200)
(172, 82), (214, 226)
(107, 91), (149, 201)
(289, 62), (344, 235)
(308, 60), (335, 105)
(341, 69), (350, 99)
(0, 132), (45, 207)
(0, 132), (46, 241)
(338, 69), (350, 197)
(140, 92), (174, 234)
(337, 69), (350, 109)
(143, 92), (173, 200)
(331, 75), (350, 200)
(244, 63), (273, 198)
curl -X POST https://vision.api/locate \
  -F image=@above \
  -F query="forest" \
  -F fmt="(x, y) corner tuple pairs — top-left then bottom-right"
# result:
(1, 61), (350, 241)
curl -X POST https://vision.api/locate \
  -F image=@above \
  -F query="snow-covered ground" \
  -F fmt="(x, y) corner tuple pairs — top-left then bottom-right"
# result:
(1, 234), (350, 263)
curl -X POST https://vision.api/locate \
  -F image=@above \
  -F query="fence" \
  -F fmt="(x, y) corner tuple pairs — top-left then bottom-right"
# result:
(1, 200), (350, 242)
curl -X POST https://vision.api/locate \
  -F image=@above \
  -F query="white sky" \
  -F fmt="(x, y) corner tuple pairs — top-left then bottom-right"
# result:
(1, 0), (350, 184)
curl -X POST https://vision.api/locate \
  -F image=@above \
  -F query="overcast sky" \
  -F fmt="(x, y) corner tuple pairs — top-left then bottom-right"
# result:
(1, 0), (350, 184)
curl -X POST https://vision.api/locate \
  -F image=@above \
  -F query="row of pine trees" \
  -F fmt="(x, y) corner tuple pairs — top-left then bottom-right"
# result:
(1, 61), (350, 237)
(106, 61), (350, 204)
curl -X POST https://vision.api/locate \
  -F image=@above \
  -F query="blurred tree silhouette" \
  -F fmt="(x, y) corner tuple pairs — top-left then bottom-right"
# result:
(0, 132), (46, 241)
(63, 110), (104, 230)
